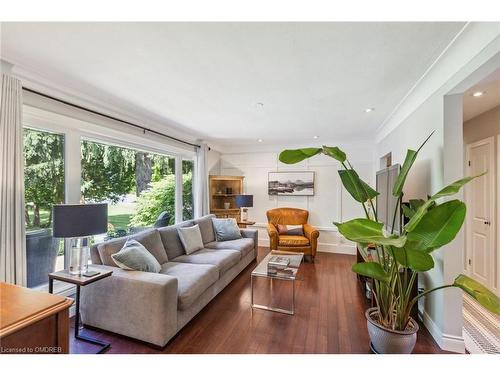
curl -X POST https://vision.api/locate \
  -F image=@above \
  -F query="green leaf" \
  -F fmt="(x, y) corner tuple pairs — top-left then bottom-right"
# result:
(406, 174), (482, 232)
(402, 204), (415, 219)
(409, 199), (426, 211)
(322, 146), (346, 162)
(338, 169), (379, 203)
(278, 148), (322, 164)
(407, 200), (466, 251)
(392, 149), (417, 197)
(392, 132), (434, 197)
(454, 275), (500, 315)
(392, 247), (434, 272)
(405, 199), (433, 232)
(352, 262), (390, 283)
(432, 173), (486, 199)
(335, 218), (406, 247)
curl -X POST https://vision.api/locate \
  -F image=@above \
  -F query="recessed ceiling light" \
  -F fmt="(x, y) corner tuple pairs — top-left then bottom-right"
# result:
(313, 135), (319, 139)
(364, 108), (375, 113)
(472, 91), (485, 97)
(257, 139), (263, 143)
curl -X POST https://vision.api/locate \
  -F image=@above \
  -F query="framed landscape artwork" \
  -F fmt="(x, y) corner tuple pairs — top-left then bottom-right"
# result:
(268, 171), (315, 196)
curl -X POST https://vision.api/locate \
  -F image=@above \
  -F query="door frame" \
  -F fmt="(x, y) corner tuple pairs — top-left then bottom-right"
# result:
(464, 136), (496, 293)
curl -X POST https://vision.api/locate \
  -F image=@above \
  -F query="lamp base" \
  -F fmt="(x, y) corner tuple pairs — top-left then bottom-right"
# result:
(241, 208), (248, 221)
(69, 237), (89, 275)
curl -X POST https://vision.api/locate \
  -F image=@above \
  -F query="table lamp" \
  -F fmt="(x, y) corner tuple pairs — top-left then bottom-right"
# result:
(235, 194), (253, 222)
(53, 203), (108, 276)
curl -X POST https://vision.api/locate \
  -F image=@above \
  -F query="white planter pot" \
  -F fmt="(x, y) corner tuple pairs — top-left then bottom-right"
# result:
(365, 307), (419, 354)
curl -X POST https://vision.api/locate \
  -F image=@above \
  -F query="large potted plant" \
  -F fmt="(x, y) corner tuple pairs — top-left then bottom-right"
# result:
(279, 134), (500, 354)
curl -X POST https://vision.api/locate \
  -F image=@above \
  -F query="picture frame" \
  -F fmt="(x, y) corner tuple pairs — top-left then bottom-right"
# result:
(268, 171), (315, 196)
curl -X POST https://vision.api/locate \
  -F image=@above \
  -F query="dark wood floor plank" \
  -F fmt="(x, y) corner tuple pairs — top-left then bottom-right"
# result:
(72, 247), (448, 354)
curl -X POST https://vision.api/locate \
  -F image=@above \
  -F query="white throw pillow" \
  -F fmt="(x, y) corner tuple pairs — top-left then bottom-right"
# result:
(111, 239), (161, 273)
(177, 224), (204, 255)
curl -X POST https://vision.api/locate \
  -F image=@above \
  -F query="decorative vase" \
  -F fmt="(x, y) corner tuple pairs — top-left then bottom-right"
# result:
(224, 202), (231, 209)
(365, 307), (419, 354)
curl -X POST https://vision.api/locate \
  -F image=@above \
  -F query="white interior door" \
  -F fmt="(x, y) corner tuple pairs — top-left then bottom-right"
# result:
(465, 137), (496, 289)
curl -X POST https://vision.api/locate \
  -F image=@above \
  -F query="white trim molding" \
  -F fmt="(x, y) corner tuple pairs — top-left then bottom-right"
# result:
(422, 309), (466, 353)
(257, 237), (356, 255)
(375, 23), (500, 143)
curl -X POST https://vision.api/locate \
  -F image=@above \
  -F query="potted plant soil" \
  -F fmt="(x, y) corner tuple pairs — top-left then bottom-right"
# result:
(279, 134), (500, 354)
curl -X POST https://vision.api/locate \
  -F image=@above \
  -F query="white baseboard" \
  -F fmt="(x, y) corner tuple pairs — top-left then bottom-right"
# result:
(318, 243), (356, 255)
(258, 239), (356, 255)
(422, 309), (465, 353)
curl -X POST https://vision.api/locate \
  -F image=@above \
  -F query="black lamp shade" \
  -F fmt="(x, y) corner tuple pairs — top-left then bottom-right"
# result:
(235, 194), (253, 208)
(53, 203), (108, 238)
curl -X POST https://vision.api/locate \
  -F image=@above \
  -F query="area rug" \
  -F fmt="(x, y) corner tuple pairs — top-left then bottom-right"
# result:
(463, 294), (500, 354)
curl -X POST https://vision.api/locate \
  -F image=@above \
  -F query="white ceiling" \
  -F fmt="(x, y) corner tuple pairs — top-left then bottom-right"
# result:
(463, 68), (500, 122)
(1, 22), (466, 148)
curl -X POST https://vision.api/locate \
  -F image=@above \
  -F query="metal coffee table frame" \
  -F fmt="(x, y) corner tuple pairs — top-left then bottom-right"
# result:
(251, 251), (304, 315)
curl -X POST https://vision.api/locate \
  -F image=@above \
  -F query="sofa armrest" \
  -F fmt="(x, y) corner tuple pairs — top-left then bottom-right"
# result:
(80, 265), (178, 347)
(240, 228), (258, 251)
(267, 223), (279, 250)
(303, 224), (320, 256)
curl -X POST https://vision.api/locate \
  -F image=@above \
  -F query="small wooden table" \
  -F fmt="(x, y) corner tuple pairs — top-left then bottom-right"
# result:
(0, 282), (73, 354)
(237, 220), (256, 229)
(48, 267), (112, 354)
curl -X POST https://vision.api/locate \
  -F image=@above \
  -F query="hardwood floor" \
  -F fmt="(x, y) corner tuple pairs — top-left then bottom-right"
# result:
(71, 247), (447, 354)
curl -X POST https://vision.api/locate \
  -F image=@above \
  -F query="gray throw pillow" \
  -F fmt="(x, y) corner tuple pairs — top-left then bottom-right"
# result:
(111, 239), (161, 273)
(212, 218), (242, 242)
(177, 224), (204, 255)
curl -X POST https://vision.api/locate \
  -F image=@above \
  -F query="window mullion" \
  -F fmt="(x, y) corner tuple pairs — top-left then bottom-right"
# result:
(175, 156), (183, 224)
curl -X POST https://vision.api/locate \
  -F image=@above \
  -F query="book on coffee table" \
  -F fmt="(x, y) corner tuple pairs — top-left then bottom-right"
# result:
(268, 256), (290, 269)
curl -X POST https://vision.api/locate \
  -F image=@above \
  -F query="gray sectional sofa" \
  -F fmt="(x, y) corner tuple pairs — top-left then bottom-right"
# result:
(81, 214), (258, 347)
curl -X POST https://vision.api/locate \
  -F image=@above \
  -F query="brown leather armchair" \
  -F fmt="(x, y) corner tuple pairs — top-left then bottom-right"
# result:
(266, 207), (319, 260)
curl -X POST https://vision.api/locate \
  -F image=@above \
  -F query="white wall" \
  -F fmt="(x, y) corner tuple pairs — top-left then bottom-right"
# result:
(375, 23), (500, 352)
(215, 140), (375, 254)
(463, 105), (500, 144)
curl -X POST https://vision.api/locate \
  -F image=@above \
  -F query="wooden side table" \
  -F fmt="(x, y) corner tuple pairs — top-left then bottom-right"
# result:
(49, 267), (112, 354)
(237, 220), (256, 229)
(0, 282), (73, 354)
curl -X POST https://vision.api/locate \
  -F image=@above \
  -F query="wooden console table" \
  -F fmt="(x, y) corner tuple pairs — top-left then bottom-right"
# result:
(0, 282), (73, 354)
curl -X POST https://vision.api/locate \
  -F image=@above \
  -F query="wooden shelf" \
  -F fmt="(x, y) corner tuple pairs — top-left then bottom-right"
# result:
(209, 175), (244, 221)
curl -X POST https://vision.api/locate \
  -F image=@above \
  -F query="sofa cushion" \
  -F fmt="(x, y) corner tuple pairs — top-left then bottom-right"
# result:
(279, 235), (310, 247)
(111, 239), (161, 273)
(173, 248), (241, 274)
(160, 262), (219, 310)
(212, 218), (242, 241)
(177, 224), (204, 255)
(205, 238), (254, 258)
(158, 220), (194, 260)
(97, 229), (168, 266)
(193, 214), (216, 244)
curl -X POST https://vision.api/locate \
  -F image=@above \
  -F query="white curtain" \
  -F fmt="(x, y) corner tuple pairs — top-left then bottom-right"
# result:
(0, 74), (26, 286)
(194, 142), (209, 218)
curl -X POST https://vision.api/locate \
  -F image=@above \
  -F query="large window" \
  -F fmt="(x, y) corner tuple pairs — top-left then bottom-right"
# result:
(81, 139), (177, 240)
(22, 106), (197, 290)
(23, 128), (65, 288)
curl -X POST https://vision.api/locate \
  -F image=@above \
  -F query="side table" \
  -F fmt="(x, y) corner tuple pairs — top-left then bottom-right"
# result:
(49, 267), (112, 354)
(237, 220), (256, 229)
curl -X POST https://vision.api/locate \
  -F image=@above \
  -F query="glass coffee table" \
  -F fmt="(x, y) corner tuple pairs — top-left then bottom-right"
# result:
(251, 250), (304, 315)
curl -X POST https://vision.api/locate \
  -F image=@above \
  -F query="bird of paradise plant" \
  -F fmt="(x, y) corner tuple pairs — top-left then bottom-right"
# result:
(279, 133), (500, 333)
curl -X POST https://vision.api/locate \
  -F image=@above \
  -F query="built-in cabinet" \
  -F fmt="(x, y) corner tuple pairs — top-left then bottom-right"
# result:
(209, 175), (244, 221)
